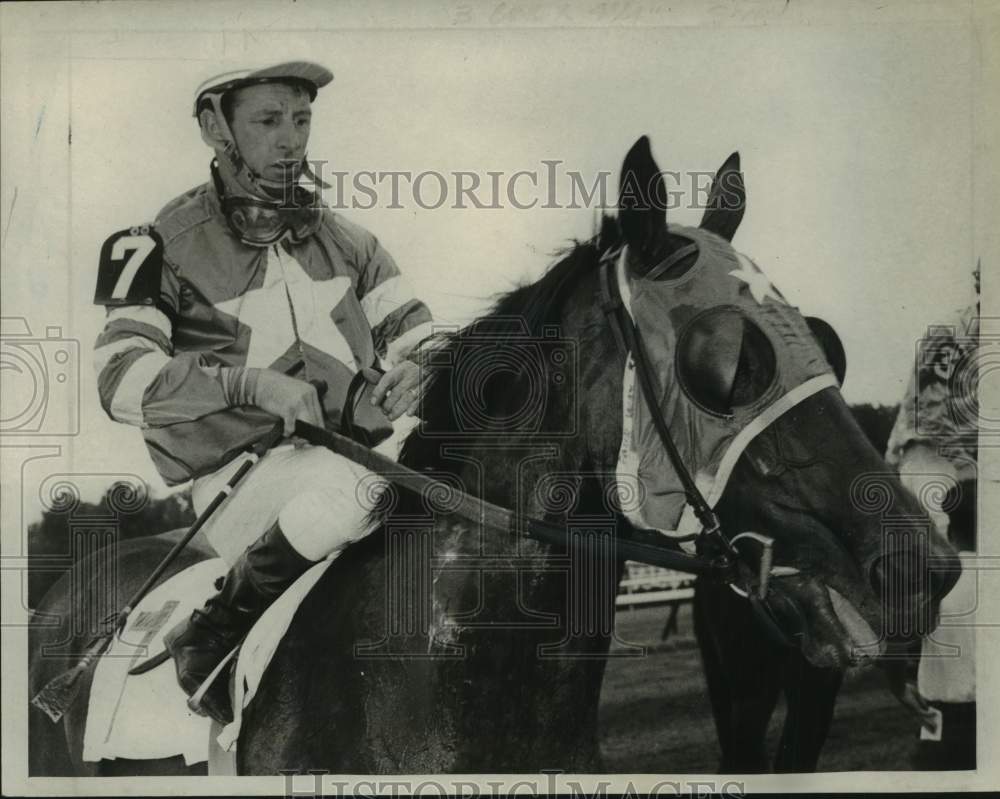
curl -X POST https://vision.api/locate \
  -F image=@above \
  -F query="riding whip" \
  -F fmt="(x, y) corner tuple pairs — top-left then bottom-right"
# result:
(30, 420), (285, 724)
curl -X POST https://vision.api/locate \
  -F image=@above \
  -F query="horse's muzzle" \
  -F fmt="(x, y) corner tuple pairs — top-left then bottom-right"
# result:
(868, 543), (961, 638)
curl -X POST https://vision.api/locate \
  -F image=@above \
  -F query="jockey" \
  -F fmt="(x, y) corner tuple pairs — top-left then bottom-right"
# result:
(93, 61), (433, 724)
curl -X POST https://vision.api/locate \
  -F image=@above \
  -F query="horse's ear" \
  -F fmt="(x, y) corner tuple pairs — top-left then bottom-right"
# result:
(619, 136), (669, 261)
(597, 214), (620, 251)
(805, 316), (847, 386)
(699, 151), (745, 242)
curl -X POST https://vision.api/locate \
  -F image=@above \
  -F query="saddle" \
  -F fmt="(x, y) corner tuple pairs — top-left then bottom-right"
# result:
(83, 556), (335, 766)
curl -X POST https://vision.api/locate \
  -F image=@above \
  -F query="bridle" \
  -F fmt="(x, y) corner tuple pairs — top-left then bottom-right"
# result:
(597, 246), (805, 647)
(291, 244), (808, 648)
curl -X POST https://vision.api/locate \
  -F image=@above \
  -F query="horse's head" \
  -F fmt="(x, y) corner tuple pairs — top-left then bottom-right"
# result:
(613, 136), (960, 668)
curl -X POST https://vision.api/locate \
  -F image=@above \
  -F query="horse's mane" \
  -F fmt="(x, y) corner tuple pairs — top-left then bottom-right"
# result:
(398, 215), (620, 472)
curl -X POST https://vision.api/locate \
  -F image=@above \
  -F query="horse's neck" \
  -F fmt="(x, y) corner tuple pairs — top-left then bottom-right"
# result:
(450, 281), (621, 518)
(241, 258), (626, 772)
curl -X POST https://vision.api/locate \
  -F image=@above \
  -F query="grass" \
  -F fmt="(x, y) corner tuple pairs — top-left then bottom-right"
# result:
(599, 603), (922, 772)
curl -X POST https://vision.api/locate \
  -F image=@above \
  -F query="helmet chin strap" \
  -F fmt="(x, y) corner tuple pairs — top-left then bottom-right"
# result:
(299, 159), (331, 192)
(213, 152), (284, 202)
(200, 92), (323, 202)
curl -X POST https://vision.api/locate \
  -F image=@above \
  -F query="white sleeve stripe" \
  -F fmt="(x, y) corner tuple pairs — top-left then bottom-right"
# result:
(109, 350), (171, 427)
(93, 336), (159, 376)
(360, 275), (416, 329)
(385, 320), (435, 366)
(107, 305), (172, 338)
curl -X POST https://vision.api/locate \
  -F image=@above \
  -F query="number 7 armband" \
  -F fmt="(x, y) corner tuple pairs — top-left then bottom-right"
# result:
(94, 225), (164, 307)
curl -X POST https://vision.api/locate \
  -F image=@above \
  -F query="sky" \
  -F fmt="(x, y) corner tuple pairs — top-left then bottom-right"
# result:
(1, 0), (991, 521)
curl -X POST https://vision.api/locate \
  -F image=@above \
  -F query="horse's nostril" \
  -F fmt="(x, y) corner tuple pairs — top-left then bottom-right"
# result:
(929, 549), (962, 601)
(872, 546), (960, 603)
(871, 551), (932, 607)
(871, 549), (943, 638)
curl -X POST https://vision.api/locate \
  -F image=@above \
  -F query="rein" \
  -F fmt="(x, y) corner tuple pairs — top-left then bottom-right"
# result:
(296, 244), (805, 644)
(291, 248), (752, 582)
(292, 421), (729, 576)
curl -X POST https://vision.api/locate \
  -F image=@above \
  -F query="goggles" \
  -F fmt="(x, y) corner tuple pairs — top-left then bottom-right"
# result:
(212, 161), (322, 247)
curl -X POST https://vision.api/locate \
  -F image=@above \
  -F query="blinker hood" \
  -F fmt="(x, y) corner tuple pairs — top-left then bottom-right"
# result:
(613, 225), (839, 537)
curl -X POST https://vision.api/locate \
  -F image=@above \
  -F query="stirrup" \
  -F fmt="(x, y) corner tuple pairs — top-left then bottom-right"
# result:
(128, 648), (171, 676)
(186, 645), (240, 716)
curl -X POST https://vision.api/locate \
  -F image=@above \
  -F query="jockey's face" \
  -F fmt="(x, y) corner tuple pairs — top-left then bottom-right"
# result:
(227, 82), (312, 185)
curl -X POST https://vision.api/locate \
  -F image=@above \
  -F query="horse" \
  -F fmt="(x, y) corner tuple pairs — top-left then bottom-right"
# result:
(688, 155), (961, 774)
(28, 136), (960, 775)
(690, 152), (843, 773)
(694, 548), (846, 773)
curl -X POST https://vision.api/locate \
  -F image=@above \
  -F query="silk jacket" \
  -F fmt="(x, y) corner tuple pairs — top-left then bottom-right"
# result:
(94, 182), (433, 485)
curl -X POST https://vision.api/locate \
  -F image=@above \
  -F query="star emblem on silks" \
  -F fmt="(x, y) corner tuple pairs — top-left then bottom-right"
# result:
(728, 253), (786, 305)
(215, 247), (358, 370)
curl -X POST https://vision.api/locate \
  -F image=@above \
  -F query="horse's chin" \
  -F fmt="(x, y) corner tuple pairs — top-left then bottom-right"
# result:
(824, 585), (885, 663)
(782, 577), (885, 670)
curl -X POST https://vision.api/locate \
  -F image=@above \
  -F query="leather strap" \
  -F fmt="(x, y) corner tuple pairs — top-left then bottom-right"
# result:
(646, 242), (698, 280)
(598, 254), (736, 559)
(598, 251), (628, 358)
(292, 421), (728, 575)
(340, 366), (379, 444)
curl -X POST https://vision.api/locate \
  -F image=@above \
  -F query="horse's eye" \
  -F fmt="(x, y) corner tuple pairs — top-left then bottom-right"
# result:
(675, 308), (776, 415)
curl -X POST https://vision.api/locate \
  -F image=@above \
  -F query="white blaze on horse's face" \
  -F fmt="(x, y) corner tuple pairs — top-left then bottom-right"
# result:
(612, 224), (840, 539)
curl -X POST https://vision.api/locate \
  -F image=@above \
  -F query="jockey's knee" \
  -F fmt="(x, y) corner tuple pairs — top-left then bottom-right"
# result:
(278, 485), (383, 562)
(198, 444), (388, 564)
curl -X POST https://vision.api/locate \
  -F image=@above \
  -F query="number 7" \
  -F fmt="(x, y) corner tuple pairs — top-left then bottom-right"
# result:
(110, 235), (156, 299)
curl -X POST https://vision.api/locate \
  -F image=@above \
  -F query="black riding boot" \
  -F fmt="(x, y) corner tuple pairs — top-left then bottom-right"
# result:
(164, 522), (314, 724)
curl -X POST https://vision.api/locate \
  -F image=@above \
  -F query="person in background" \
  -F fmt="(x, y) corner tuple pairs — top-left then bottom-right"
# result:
(884, 262), (979, 770)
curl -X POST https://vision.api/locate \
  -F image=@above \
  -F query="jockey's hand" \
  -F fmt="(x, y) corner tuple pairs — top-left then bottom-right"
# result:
(369, 361), (421, 421)
(249, 368), (325, 436)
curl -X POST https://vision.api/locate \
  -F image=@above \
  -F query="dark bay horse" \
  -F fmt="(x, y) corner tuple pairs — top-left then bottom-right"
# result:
(690, 153), (958, 773)
(691, 151), (842, 773)
(29, 136), (959, 775)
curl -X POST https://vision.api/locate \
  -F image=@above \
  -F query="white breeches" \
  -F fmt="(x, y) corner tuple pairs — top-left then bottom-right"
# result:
(191, 443), (387, 565)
